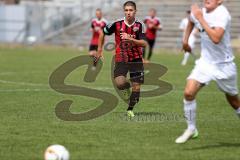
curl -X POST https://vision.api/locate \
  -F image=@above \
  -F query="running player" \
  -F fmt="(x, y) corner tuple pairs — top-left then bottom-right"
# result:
(143, 8), (162, 63)
(89, 8), (107, 70)
(175, 0), (240, 144)
(179, 10), (198, 66)
(97, 1), (147, 118)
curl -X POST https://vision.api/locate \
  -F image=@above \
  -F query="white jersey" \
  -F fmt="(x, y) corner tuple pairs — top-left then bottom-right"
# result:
(190, 5), (234, 64)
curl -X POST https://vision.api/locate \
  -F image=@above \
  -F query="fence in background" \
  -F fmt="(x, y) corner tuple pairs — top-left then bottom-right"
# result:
(0, 0), (120, 44)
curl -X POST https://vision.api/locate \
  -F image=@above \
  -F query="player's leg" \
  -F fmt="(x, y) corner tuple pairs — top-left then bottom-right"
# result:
(115, 76), (131, 90)
(115, 76), (131, 100)
(88, 45), (98, 70)
(147, 39), (155, 61)
(181, 52), (191, 66)
(216, 62), (240, 117)
(175, 79), (204, 143)
(114, 62), (131, 100)
(225, 94), (240, 117)
(127, 82), (141, 118)
(127, 59), (144, 117)
(144, 39), (151, 63)
(184, 79), (203, 128)
(142, 47), (146, 61)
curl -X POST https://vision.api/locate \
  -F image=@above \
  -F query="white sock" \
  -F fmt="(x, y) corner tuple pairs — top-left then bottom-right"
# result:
(181, 52), (190, 65)
(235, 108), (240, 118)
(184, 99), (197, 131)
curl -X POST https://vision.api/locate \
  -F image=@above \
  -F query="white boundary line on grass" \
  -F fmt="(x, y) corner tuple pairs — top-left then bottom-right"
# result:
(0, 79), (48, 87)
(0, 79), (225, 94)
(0, 71), (51, 75)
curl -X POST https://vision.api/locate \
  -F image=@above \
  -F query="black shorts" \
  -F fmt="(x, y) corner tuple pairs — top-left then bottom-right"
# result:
(89, 45), (98, 51)
(114, 58), (144, 84)
(147, 38), (155, 48)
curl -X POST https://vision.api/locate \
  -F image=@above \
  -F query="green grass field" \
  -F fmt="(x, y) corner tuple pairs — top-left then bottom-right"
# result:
(0, 46), (240, 160)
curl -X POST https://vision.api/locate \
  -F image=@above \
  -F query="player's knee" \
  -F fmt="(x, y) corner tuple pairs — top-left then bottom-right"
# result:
(115, 77), (125, 90)
(115, 81), (130, 90)
(184, 90), (195, 101)
(89, 51), (96, 57)
(116, 82), (126, 90)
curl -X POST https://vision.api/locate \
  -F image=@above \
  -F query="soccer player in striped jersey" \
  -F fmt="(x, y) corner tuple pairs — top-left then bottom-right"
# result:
(89, 9), (107, 70)
(97, 1), (147, 118)
(143, 8), (162, 63)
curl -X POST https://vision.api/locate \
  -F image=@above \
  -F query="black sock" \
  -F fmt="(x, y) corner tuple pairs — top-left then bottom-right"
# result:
(143, 47), (146, 59)
(93, 56), (98, 67)
(148, 47), (153, 60)
(128, 91), (140, 111)
(127, 106), (134, 111)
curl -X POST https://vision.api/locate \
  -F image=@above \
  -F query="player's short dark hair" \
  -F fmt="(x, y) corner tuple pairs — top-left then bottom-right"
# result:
(123, 1), (137, 10)
(186, 10), (191, 14)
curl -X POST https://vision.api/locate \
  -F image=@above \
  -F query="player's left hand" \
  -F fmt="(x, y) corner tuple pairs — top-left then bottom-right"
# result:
(182, 42), (192, 53)
(94, 27), (100, 32)
(96, 48), (104, 62)
(148, 23), (154, 29)
(191, 3), (203, 20)
(158, 25), (162, 31)
(120, 32), (132, 41)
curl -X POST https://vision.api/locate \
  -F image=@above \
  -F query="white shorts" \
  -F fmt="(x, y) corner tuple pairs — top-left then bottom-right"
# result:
(188, 59), (239, 96)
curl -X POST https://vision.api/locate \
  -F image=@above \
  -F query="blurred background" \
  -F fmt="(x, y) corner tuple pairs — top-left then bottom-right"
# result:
(0, 0), (239, 50)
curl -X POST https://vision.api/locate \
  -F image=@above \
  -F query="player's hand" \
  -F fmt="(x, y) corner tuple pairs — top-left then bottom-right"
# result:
(120, 32), (132, 41)
(96, 48), (104, 62)
(95, 27), (100, 32)
(158, 25), (162, 31)
(191, 4), (203, 20)
(182, 42), (192, 53)
(148, 23), (154, 29)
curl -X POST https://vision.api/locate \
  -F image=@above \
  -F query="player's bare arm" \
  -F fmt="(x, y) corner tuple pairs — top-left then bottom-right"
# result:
(120, 32), (147, 47)
(97, 30), (105, 59)
(153, 24), (162, 31)
(191, 4), (225, 44)
(182, 18), (194, 53)
(157, 25), (162, 31)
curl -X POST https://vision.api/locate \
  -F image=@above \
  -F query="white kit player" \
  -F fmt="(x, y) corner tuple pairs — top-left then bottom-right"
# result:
(175, 0), (240, 144)
(179, 10), (198, 66)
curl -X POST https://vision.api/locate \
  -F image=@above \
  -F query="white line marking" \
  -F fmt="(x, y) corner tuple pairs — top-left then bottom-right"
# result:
(0, 79), (48, 87)
(0, 79), (230, 94)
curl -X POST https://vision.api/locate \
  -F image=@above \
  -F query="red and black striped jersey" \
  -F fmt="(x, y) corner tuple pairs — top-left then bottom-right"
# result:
(144, 16), (161, 40)
(103, 18), (146, 62)
(90, 18), (107, 45)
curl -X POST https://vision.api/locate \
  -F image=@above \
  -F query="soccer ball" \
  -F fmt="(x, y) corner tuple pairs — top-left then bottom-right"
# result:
(44, 144), (70, 160)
